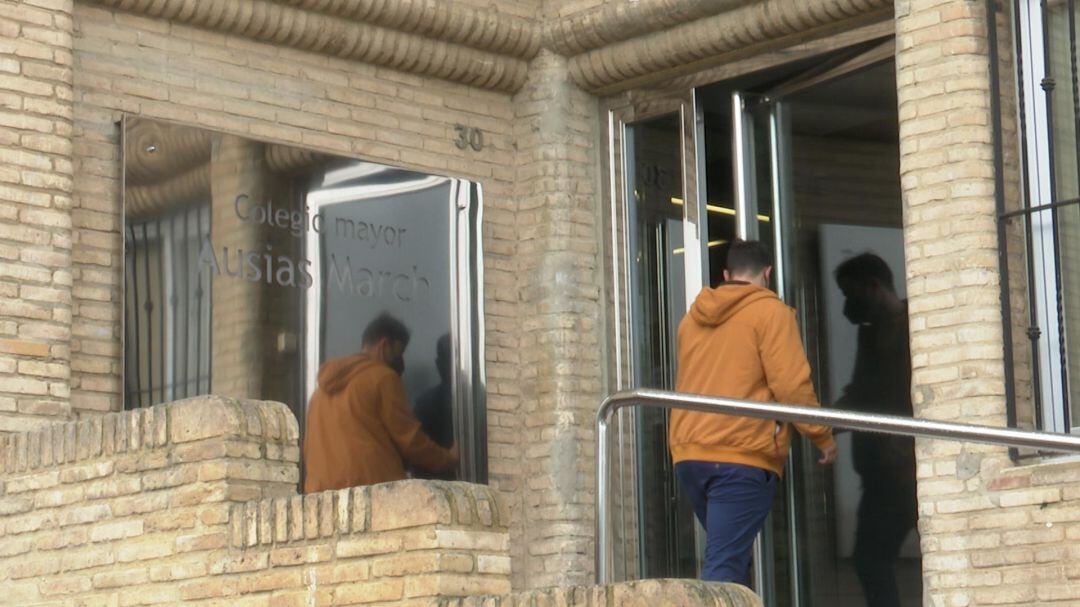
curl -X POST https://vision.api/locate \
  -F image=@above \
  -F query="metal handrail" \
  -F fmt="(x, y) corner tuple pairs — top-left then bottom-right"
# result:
(594, 388), (1080, 584)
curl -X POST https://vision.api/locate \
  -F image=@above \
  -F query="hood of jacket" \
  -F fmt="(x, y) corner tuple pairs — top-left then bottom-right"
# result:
(318, 353), (382, 395)
(689, 282), (778, 327)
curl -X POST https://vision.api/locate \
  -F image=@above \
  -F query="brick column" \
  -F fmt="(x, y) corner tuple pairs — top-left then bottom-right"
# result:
(897, 0), (1004, 421)
(895, 1), (1013, 604)
(512, 50), (603, 589)
(0, 0), (75, 432)
(209, 135), (275, 400)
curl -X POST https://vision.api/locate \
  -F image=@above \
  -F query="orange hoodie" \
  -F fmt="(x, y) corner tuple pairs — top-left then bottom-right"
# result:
(303, 353), (457, 493)
(669, 283), (835, 476)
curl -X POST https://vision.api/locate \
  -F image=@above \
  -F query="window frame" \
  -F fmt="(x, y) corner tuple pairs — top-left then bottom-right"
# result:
(995, 0), (1080, 438)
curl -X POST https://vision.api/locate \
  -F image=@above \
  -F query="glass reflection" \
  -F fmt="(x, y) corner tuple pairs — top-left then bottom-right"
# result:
(626, 113), (698, 579)
(833, 254), (917, 607)
(697, 56), (920, 605)
(781, 60), (921, 607)
(122, 117), (483, 485)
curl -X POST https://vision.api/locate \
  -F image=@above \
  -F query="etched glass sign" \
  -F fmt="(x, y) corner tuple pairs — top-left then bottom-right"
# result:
(122, 117), (486, 483)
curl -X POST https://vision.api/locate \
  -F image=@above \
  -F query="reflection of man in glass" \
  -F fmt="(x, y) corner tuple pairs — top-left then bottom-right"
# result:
(412, 333), (456, 480)
(834, 253), (918, 607)
(303, 313), (458, 492)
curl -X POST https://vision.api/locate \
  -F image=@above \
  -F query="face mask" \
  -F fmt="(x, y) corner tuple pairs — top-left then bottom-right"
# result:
(389, 354), (405, 376)
(843, 295), (873, 325)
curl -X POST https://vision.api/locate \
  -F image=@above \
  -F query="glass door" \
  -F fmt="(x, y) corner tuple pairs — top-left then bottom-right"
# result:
(606, 91), (708, 581)
(728, 89), (788, 607)
(723, 51), (919, 607)
(605, 38), (915, 607)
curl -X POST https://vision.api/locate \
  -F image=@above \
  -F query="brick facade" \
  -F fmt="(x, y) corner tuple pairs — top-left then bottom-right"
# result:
(2, 0), (1080, 603)
(0, 396), (513, 604)
(0, 396), (759, 606)
(512, 49), (603, 589)
(0, 0), (76, 432)
(896, 0), (1080, 604)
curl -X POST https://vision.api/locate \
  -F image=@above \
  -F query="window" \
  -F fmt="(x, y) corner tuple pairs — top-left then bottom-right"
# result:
(122, 117), (487, 483)
(998, 0), (1080, 434)
(124, 204), (212, 407)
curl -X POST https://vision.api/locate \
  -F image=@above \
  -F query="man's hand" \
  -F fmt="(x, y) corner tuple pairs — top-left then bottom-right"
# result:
(818, 442), (838, 465)
(447, 444), (461, 464)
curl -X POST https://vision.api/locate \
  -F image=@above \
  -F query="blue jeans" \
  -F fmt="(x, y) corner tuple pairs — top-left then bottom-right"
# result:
(675, 461), (777, 586)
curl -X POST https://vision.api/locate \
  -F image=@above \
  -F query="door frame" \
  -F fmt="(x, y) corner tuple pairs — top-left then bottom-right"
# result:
(601, 88), (706, 582)
(598, 19), (899, 603)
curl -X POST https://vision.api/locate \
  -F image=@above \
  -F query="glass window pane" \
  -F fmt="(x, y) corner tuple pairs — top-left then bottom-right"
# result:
(625, 113), (697, 579)
(703, 96), (738, 286)
(1046, 0), (1080, 203)
(123, 118), (485, 484)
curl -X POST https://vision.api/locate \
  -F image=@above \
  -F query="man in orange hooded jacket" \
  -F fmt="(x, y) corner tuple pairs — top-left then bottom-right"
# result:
(303, 313), (458, 492)
(670, 240), (837, 585)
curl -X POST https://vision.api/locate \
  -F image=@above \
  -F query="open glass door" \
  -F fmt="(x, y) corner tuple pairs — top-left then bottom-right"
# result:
(720, 44), (920, 607)
(726, 89), (789, 606)
(605, 91), (708, 580)
(605, 36), (915, 607)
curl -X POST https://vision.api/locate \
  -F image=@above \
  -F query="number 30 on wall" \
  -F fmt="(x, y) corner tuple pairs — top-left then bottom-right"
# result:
(453, 124), (484, 152)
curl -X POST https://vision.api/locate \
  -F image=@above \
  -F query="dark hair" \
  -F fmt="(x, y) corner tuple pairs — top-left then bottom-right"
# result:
(834, 253), (895, 292)
(361, 312), (411, 348)
(725, 239), (773, 276)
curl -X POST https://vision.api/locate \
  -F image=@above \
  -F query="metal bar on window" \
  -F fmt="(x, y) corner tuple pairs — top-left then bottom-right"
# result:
(156, 219), (166, 405)
(1040, 0), (1060, 203)
(1069, 0), (1080, 184)
(126, 224), (142, 409)
(198, 204), (210, 394)
(1061, 0), (1079, 430)
(1025, 206), (1047, 431)
(168, 215), (178, 403)
(999, 194), (1080, 217)
(144, 224), (158, 407)
(1013, 0), (1046, 429)
(1015, 0), (1049, 428)
(1053, 213), (1071, 430)
(181, 207), (191, 398)
(989, 0), (1023, 457)
(1057, 271), (1072, 429)
(1041, 0), (1070, 430)
(195, 209), (205, 396)
(123, 236), (132, 407)
(1046, 0), (1072, 422)
(139, 223), (154, 407)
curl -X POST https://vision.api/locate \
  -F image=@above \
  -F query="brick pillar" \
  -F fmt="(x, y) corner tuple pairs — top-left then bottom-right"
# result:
(0, 0), (75, 432)
(512, 50), (603, 589)
(209, 135), (275, 400)
(895, 1), (1011, 604)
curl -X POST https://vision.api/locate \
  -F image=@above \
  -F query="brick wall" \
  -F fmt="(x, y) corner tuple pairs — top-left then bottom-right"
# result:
(512, 50), (604, 589)
(0, 395), (513, 605)
(896, 1), (1080, 604)
(59, 2), (613, 591)
(63, 1), (542, 586)
(6, 0), (1078, 600)
(68, 3), (520, 417)
(0, 0), (76, 433)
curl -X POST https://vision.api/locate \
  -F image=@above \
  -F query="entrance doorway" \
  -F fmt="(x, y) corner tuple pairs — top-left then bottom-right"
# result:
(610, 40), (920, 606)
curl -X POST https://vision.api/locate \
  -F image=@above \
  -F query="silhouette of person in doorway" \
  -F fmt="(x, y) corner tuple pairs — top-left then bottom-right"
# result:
(834, 253), (919, 607)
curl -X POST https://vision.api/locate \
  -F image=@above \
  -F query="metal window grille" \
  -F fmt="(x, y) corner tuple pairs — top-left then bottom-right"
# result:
(994, 0), (1080, 436)
(124, 203), (212, 408)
